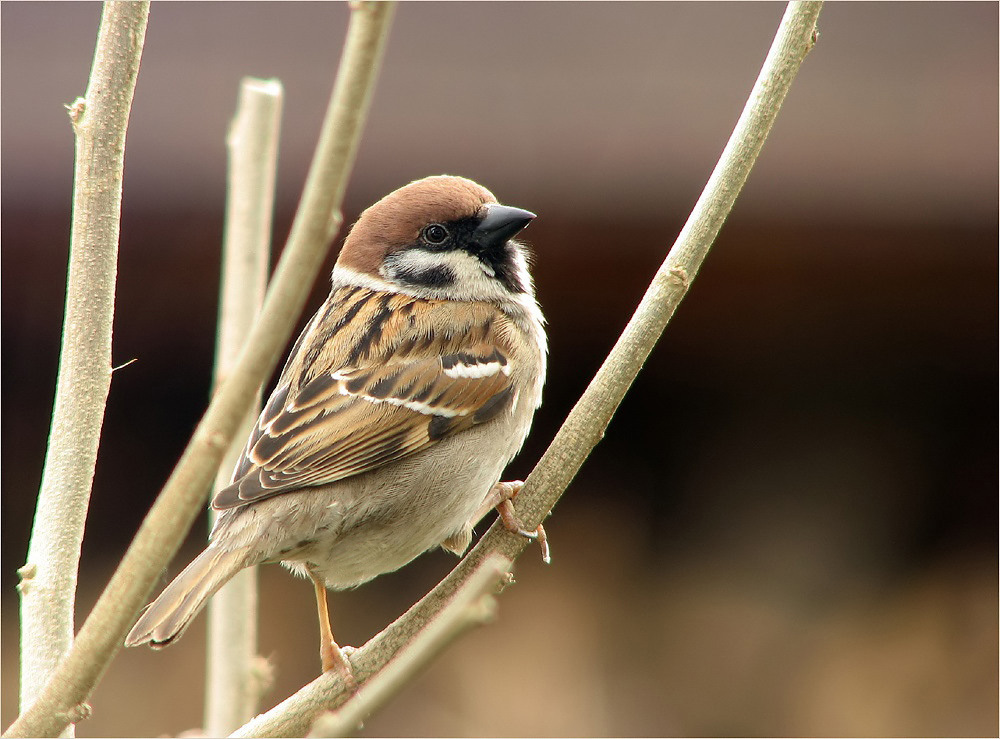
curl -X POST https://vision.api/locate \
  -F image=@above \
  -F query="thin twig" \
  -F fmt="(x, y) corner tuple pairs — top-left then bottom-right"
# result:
(205, 76), (284, 736)
(234, 555), (510, 738)
(311, 555), (505, 738)
(4, 3), (396, 737)
(17, 4), (149, 738)
(228, 3), (824, 735)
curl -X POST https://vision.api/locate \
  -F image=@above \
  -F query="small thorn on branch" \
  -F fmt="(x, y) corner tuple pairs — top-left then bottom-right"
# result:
(65, 97), (87, 126)
(16, 563), (37, 594)
(112, 357), (138, 373)
(58, 701), (92, 726)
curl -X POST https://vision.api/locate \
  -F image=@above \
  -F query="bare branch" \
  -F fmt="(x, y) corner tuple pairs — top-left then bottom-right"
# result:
(17, 4), (149, 737)
(205, 77), (284, 736)
(228, 3), (824, 735)
(4, 3), (396, 737)
(234, 555), (511, 738)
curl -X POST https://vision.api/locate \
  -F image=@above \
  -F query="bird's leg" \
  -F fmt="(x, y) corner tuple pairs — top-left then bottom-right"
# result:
(487, 481), (551, 564)
(307, 567), (356, 685)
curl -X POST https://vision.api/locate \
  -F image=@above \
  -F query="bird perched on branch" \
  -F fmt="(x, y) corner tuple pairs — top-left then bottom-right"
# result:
(125, 175), (548, 679)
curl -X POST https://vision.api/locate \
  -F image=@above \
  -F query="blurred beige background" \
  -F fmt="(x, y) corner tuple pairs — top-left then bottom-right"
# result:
(3, 2), (996, 737)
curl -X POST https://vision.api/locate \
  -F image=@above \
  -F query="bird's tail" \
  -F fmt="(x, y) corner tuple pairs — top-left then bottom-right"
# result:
(125, 546), (252, 648)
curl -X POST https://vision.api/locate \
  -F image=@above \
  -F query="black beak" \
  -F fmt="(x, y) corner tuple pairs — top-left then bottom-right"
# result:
(473, 204), (536, 250)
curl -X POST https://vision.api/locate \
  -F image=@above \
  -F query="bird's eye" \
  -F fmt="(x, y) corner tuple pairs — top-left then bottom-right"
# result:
(421, 223), (449, 245)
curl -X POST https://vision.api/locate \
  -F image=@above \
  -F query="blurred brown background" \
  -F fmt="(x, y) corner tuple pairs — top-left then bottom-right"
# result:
(3, 2), (996, 736)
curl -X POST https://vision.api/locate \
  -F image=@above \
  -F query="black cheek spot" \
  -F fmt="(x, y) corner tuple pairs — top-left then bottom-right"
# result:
(395, 264), (457, 288)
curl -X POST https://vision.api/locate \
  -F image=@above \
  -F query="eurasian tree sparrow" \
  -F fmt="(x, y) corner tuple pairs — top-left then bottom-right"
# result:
(125, 175), (548, 677)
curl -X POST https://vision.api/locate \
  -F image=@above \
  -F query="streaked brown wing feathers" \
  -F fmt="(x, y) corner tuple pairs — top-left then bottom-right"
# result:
(212, 346), (513, 509)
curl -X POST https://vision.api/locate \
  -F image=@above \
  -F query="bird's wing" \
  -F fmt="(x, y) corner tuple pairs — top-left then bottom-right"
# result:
(212, 346), (515, 509)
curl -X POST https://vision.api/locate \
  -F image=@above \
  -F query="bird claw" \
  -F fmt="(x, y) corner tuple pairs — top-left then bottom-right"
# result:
(495, 484), (552, 564)
(322, 641), (357, 689)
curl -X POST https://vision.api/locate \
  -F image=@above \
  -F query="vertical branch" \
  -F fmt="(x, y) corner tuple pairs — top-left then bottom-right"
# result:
(4, 3), (396, 737)
(17, 2), (149, 736)
(205, 77), (284, 736)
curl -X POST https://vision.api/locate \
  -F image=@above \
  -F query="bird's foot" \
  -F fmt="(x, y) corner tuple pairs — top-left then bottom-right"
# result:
(493, 481), (551, 564)
(321, 639), (357, 689)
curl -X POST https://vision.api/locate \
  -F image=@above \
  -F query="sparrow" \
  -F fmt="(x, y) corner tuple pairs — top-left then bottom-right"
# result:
(125, 175), (548, 678)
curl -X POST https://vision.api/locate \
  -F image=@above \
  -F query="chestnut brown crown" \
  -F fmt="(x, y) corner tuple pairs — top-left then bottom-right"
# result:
(337, 175), (499, 277)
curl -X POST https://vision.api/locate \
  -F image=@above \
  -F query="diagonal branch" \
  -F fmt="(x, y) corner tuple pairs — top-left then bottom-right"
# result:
(230, 3), (824, 736)
(17, 4), (149, 737)
(237, 555), (512, 738)
(4, 3), (396, 738)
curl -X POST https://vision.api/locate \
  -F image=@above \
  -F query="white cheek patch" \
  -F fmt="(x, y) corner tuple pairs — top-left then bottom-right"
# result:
(380, 248), (509, 302)
(333, 266), (398, 294)
(381, 248), (454, 283)
(393, 249), (488, 280)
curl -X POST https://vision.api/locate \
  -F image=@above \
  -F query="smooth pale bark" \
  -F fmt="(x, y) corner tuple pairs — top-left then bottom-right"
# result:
(18, 4), (149, 738)
(205, 76), (283, 737)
